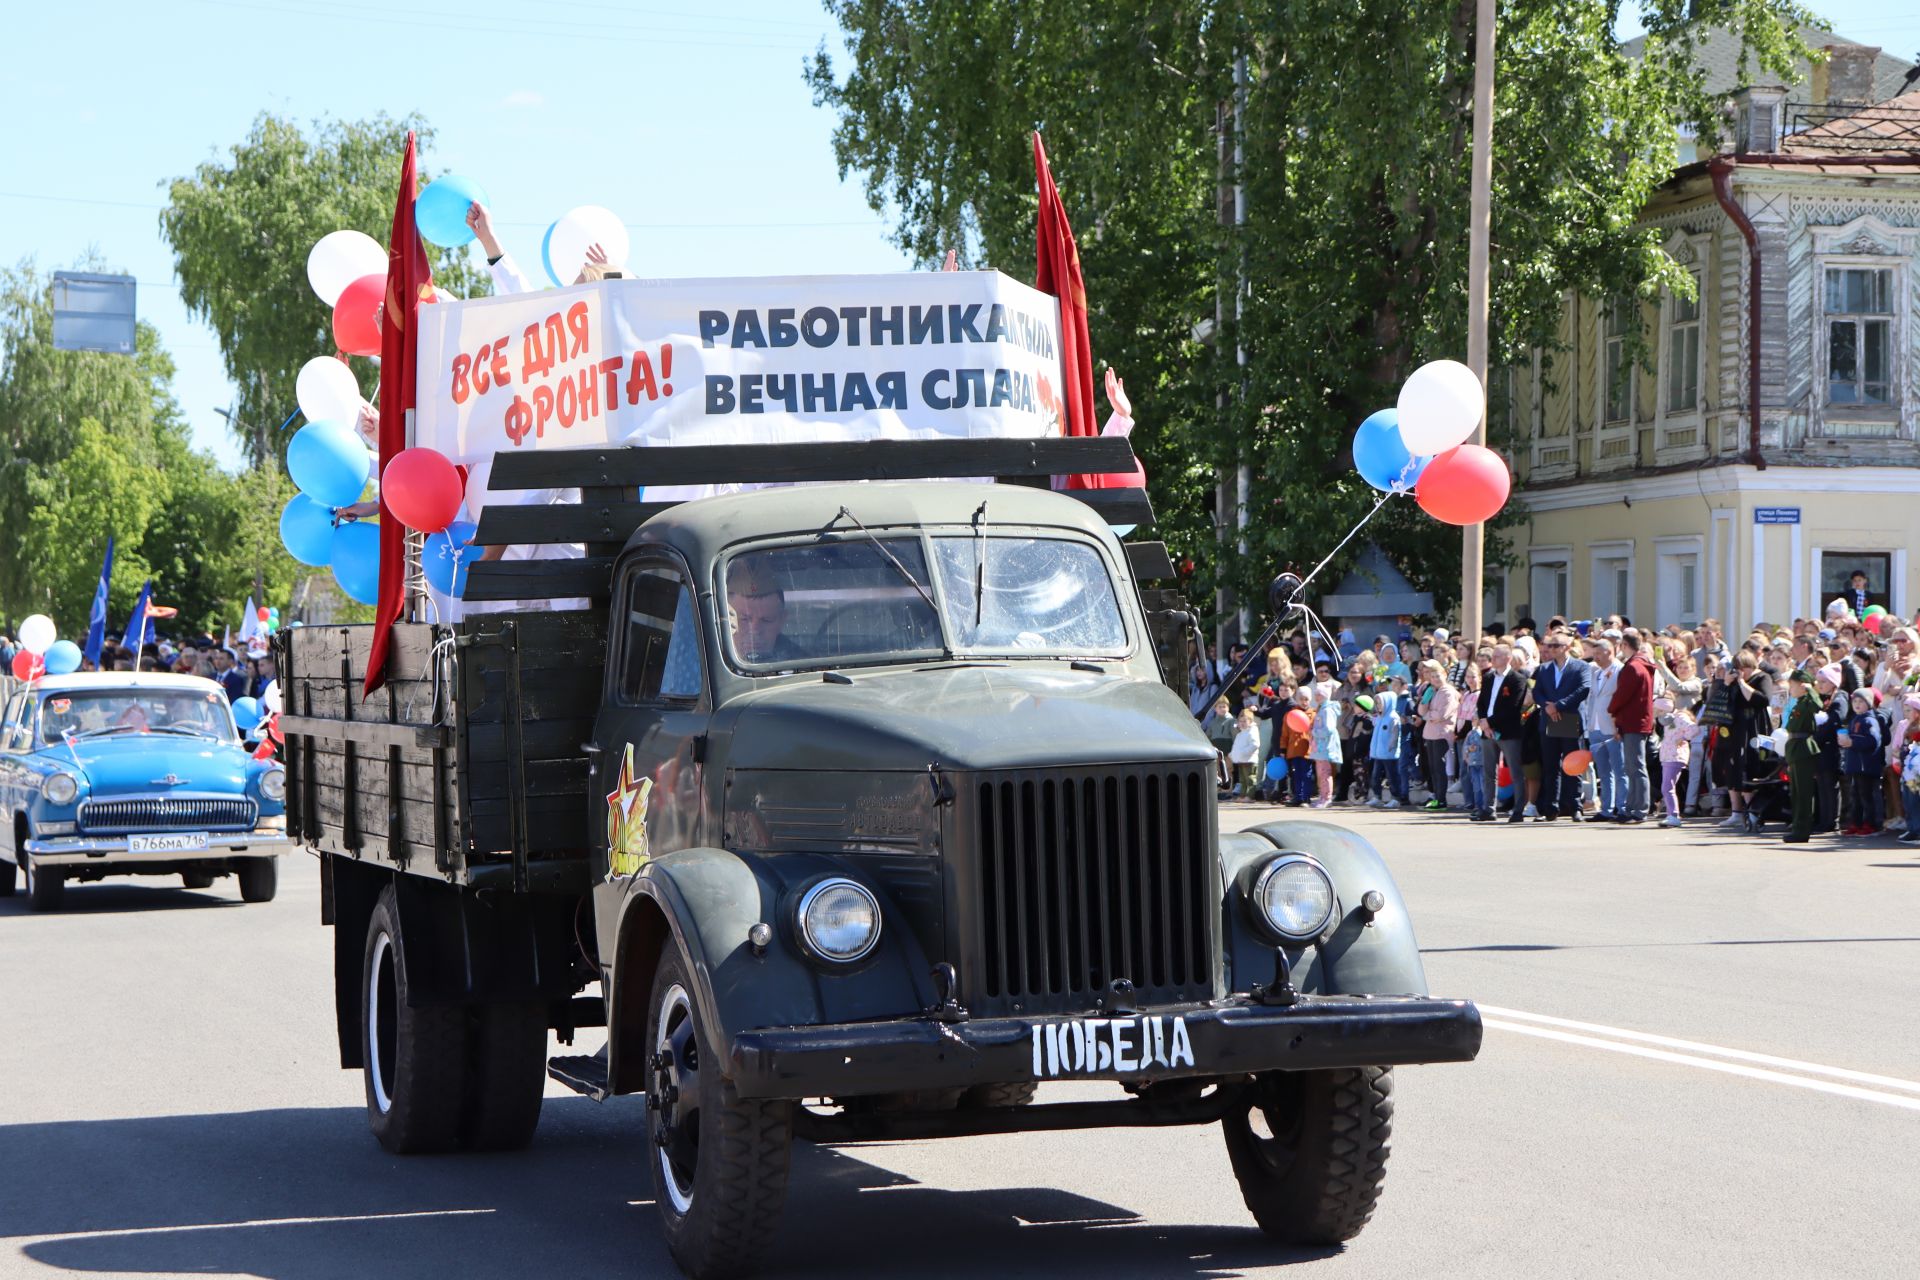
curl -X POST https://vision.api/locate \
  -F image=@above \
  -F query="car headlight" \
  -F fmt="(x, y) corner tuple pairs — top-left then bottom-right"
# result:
(1253, 854), (1337, 942)
(794, 878), (881, 963)
(260, 768), (287, 802)
(41, 772), (80, 806)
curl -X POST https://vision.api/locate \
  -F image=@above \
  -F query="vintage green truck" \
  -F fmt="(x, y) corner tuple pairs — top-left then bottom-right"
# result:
(280, 436), (1480, 1280)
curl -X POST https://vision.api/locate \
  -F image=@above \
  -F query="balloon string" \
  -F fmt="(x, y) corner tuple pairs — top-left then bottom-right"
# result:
(1288, 491), (1393, 608)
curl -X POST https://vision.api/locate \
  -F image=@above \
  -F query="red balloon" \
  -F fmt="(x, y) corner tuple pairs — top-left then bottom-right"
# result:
(1863, 613), (1885, 636)
(333, 272), (385, 357)
(257, 606), (270, 621)
(382, 447), (465, 533)
(1562, 748), (1593, 777)
(11, 649), (44, 681)
(1080, 458), (1147, 490)
(1284, 708), (1311, 733)
(1415, 444), (1511, 526)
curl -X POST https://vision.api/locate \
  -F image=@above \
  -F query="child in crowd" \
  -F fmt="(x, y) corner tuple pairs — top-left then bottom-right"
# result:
(1656, 695), (1694, 827)
(1368, 677), (1408, 808)
(1281, 689), (1315, 805)
(1460, 724), (1487, 815)
(1839, 689), (1885, 835)
(1308, 685), (1342, 809)
(1898, 696), (1920, 846)
(1228, 709), (1261, 797)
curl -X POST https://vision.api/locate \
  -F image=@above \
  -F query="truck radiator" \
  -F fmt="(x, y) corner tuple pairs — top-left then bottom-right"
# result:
(973, 765), (1213, 1014)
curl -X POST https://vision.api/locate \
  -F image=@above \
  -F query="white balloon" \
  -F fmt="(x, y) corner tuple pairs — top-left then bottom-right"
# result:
(1396, 359), (1485, 455)
(295, 356), (362, 424)
(18, 614), (56, 655)
(546, 205), (630, 286)
(262, 680), (283, 716)
(306, 230), (388, 307)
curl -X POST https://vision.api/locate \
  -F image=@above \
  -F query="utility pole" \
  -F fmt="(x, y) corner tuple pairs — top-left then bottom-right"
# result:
(215, 398), (270, 606)
(1461, 0), (1495, 642)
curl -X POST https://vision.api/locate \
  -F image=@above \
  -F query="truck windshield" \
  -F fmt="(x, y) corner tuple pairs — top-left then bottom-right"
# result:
(37, 689), (239, 744)
(722, 534), (1126, 671)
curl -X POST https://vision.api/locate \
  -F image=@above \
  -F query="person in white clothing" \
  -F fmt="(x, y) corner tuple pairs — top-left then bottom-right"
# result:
(467, 202), (610, 294)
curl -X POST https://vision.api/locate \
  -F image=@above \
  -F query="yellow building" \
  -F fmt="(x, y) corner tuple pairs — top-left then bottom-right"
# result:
(1504, 34), (1920, 632)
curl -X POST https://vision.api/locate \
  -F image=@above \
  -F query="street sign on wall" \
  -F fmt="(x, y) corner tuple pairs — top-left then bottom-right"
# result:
(51, 272), (137, 354)
(1753, 506), (1800, 525)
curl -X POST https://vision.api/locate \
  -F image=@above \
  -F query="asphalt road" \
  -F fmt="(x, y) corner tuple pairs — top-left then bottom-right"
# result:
(4, 809), (1917, 1279)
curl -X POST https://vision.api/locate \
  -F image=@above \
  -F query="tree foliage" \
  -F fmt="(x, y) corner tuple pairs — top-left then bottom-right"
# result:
(159, 113), (486, 466)
(808, 0), (1813, 622)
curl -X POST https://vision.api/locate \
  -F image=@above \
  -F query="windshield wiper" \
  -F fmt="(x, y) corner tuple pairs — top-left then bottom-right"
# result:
(971, 499), (989, 629)
(70, 725), (145, 740)
(826, 506), (953, 661)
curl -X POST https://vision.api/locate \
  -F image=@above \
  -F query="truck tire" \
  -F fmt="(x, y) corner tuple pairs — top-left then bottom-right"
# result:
(1223, 1067), (1393, 1245)
(24, 858), (63, 912)
(0, 856), (16, 897)
(460, 1001), (548, 1152)
(960, 1082), (1037, 1109)
(237, 858), (278, 903)
(181, 871), (216, 890)
(646, 942), (793, 1280)
(362, 886), (467, 1153)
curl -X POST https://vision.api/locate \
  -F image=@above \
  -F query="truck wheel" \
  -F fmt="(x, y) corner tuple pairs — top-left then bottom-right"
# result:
(1223, 1067), (1393, 1245)
(960, 1082), (1037, 1109)
(237, 858), (278, 903)
(362, 886), (467, 1153)
(181, 871), (216, 890)
(0, 857), (16, 897)
(646, 942), (793, 1280)
(24, 859), (63, 912)
(460, 1001), (547, 1152)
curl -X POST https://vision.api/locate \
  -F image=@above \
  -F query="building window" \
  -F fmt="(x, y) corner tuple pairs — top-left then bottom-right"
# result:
(1825, 267), (1893, 407)
(1656, 541), (1703, 627)
(1593, 552), (1632, 618)
(1820, 552), (1892, 615)
(1529, 553), (1570, 621)
(1604, 299), (1633, 424)
(1665, 272), (1701, 414)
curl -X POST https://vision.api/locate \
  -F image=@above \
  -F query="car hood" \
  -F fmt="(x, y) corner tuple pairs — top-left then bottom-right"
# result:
(58, 735), (251, 795)
(721, 665), (1214, 772)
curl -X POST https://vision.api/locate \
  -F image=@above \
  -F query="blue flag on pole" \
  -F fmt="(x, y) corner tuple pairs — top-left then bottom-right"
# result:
(83, 536), (115, 666)
(123, 579), (153, 656)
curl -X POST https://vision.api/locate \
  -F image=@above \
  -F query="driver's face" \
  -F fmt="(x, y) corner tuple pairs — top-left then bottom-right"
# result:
(729, 591), (787, 661)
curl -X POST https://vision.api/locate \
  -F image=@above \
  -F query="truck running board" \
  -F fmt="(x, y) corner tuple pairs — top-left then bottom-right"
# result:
(548, 1049), (611, 1101)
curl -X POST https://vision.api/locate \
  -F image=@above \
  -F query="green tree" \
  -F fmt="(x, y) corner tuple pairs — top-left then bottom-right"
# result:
(159, 113), (487, 467)
(807, 0), (1813, 621)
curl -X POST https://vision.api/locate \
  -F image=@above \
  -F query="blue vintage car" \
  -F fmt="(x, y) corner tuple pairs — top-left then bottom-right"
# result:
(0, 673), (289, 910)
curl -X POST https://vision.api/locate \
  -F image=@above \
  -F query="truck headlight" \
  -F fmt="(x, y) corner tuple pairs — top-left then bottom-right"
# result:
(42, 772), (80, 806)
(260, 768), (287, 802)
(1253, 854), (1337, 943)
(794, 878), (881, 963)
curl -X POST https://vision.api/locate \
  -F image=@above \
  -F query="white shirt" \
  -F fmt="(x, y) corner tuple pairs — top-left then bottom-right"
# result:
(1229, 728), (1261, 764)
(1586, 663), (1619, 735)
(489, 252), (536, 296)
(435, 459), (587, 620)
(1483, 667), (1508, 713)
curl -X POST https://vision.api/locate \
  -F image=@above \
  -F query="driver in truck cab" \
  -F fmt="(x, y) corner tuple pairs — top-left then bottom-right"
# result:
(725, 559), (803, 664)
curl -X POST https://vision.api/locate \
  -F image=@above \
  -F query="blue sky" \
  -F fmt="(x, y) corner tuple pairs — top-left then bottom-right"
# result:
(3, 0), (1915, 472)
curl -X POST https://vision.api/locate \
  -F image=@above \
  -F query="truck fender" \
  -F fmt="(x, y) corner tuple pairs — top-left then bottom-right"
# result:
(1221, 820), (1430, 998)
(607, 847), (934, 1096)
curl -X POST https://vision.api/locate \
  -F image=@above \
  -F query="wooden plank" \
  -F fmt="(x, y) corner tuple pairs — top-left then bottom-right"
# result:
(488, 437), (1141, 490)
(1124, 541), (1177, 582)
(462, 558), (615, 602)
(280, 714), (451, 752)
(473, 501), (675, 547)
(1068, 487), (1155, 526)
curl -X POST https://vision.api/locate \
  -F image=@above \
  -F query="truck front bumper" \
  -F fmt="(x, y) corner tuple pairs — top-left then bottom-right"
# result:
(728, 994), (1482, 1101)
(26, 831), (291, 865)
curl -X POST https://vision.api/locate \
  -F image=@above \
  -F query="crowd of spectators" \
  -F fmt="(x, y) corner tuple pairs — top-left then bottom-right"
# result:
(1192, 586), (1920, 845)
(0, 632), (276, 706)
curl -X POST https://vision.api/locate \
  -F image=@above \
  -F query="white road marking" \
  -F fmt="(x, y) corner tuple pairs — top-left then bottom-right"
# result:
(12, 1208), (495, 1243)
(1482, 1014), (1920, 1113)
(1481, 1004), (1920, 1094)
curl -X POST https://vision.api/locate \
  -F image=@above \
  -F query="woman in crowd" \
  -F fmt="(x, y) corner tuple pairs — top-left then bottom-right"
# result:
(1718, 650), (1777, 833)
(1416, 659), (1460, 811)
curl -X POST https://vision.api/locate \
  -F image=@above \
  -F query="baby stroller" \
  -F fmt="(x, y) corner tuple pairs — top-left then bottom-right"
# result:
(1739, 733), (1793, 831)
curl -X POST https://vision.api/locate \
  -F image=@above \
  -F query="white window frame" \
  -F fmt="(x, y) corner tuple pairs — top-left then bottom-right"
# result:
(1809, 217), (1914, 440)
(1654, 534), (1705, 629)
(1589, 539), (1636, 620)
(1528, 546), (1572, 622)
(1593, 296), (1639, 471)
(1820, 263), (1897, 409)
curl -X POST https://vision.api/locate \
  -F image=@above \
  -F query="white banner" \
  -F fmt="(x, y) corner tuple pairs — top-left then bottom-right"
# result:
(415, 271), (1066, 471)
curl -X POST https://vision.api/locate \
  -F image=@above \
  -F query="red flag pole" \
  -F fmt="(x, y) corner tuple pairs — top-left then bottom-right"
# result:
(1031, 132), (1100, 487)
(364, 132), (433, 698)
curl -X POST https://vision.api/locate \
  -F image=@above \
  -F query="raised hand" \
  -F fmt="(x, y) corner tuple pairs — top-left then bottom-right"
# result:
(1104, 366), (1132, 420)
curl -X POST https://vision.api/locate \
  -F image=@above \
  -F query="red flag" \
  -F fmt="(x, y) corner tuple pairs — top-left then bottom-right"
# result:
(364, 132), (433, 698)
(1031, 132), (1099, 486)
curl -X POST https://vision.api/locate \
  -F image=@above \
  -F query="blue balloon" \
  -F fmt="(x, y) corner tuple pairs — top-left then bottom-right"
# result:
(331, 520), (381, 605)
(540, 220), (559, 286)
(43, 639), (82, 675)
(1352, 408), (1433, 494)
(279, 494), (337, 566)
(231, 696), (262, 732)
(1265, 756), (1288, 781)
(415, 174), (489, 248)
(289, 420), (371, 509)
(423, 520), (482, 598)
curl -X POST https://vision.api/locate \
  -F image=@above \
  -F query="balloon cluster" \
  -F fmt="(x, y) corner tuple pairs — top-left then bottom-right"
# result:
(11, 614), (80, 681)
(1351, 359), (1512, 528)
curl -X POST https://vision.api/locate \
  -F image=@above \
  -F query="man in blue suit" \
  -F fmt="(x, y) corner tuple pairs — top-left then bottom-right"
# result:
(1530, 630), (1593, 821)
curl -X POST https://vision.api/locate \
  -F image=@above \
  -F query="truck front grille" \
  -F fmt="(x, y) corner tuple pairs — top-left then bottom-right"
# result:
(973, 765), (1214, 1013)
(79, 798), (257, 834)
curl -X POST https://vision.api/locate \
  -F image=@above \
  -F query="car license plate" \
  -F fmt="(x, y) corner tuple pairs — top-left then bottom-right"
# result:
(129, 832), (209, 853)
(1031, 1014), (1196, 1079)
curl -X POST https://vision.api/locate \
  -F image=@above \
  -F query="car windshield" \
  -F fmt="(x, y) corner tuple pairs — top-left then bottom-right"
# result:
(36, 689), (238, 745)
(722, 533), (1127, 671)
